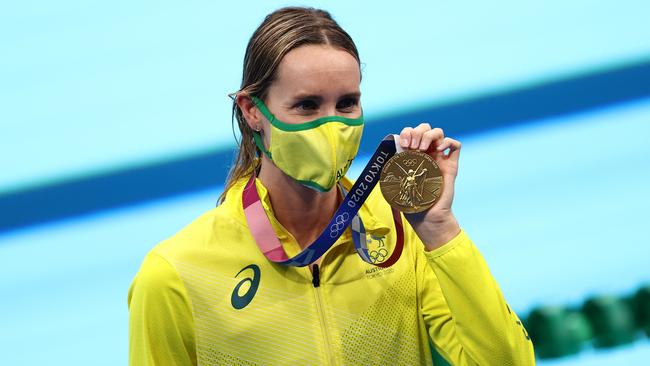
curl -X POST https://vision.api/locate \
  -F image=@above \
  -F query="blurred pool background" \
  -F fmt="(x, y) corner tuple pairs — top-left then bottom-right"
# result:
(1, 1), (650, 365)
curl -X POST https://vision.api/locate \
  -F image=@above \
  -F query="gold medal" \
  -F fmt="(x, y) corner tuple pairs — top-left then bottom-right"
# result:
(379, 150), (443, 213)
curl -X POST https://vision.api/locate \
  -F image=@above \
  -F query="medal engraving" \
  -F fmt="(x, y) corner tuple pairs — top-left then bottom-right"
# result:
(379, 151), (443, 213)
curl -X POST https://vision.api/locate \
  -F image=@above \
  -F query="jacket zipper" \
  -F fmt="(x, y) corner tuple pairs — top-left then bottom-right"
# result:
(311, 264), (336, 365)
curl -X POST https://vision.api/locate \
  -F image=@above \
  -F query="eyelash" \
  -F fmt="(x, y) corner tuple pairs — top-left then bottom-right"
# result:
(294, 98), (359, 112)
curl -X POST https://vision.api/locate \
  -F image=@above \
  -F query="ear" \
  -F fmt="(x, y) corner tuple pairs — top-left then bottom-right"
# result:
(236, 93), (263, 131)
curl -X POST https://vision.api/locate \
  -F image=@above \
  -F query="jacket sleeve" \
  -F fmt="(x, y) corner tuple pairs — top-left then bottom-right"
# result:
(413, 228), (535, 365)
(128, 251), (197, 366)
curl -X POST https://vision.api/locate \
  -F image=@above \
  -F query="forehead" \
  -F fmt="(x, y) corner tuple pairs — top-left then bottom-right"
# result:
(272, 45), (360, 96)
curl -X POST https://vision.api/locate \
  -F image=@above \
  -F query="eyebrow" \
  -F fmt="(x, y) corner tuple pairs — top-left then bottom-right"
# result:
(290, 92), (362, 101)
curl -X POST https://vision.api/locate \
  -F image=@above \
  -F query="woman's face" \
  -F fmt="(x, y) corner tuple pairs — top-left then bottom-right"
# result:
(263, 44), (362, 125)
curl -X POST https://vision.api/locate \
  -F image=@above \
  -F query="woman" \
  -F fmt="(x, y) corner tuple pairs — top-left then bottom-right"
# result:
(129, 7), (535, 365)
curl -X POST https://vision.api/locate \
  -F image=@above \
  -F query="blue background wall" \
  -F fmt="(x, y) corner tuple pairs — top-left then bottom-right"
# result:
(1, 1), (650, 364)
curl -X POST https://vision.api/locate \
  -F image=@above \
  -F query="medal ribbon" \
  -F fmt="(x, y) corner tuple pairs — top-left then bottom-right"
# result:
(243, 135), (404, 267)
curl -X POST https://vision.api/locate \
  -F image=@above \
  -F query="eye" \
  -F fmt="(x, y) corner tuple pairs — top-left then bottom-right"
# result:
(294, 99), (319, 111)
(336, 97), (359, 111)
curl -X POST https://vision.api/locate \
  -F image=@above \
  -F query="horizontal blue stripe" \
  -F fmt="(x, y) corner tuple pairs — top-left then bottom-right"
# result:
(2, 58), (650, 234)
(358, 58), (650, 155)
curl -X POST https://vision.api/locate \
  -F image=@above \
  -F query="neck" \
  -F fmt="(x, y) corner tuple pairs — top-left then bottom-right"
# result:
(257, 157), (340, 249)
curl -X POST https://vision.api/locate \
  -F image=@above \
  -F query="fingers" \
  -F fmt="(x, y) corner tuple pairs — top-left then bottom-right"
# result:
(437, 137), (461, 162)
(435, 137), (460, 152)
(420, 127), (444, 151)
(410, 123), (432, 149)
(398, 124), (461, 163)
(399, 123), (444, 151)
(399, 127), (414, 149)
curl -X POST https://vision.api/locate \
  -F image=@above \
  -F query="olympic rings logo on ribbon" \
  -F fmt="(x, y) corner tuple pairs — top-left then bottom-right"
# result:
(329, 212), (350, 238)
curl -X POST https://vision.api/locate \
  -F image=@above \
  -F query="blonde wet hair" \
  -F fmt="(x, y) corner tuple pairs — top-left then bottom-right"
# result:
(218, 7), (360, 204)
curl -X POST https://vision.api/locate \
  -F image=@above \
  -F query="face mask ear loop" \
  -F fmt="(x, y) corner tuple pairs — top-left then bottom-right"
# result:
(252, 130), (272, 160)
(249, 96), (275, 160)
(251, 96), (278, 126)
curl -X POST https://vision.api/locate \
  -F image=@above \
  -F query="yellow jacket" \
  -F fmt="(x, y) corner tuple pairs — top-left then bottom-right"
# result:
(128, 176), (535, 365)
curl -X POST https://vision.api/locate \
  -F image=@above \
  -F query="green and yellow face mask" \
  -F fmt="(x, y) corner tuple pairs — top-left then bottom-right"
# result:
(251, 96), (364, 192)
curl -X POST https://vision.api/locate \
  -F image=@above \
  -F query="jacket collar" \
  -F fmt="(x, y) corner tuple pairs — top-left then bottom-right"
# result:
(227, 175), (391, 258)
